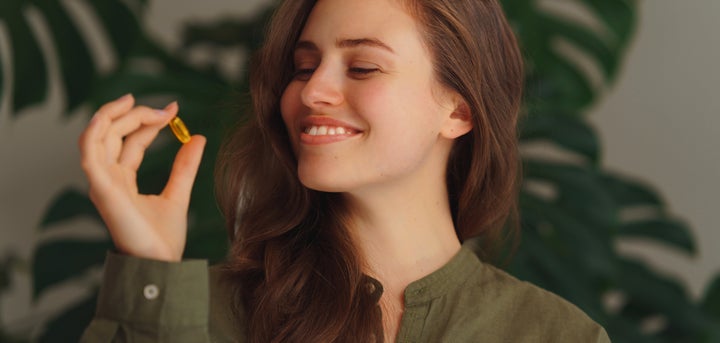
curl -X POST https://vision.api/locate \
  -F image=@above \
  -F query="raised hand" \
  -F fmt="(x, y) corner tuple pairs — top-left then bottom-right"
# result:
(78, 94), (206, 261)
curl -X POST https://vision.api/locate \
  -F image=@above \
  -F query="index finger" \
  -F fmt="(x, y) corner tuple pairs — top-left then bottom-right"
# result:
(79, 94), (136, 170)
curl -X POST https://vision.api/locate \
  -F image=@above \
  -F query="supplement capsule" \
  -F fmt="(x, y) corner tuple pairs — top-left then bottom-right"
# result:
(169, 116), (191, 143)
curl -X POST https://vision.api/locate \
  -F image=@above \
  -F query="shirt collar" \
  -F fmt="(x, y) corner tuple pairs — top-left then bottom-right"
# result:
(402, 246), (481, 306)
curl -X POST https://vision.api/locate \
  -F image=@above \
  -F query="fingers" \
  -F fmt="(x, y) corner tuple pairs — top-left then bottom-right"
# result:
(106, 102), (178, 163)
(118, 101), (178, 171)
(79, 94), (135, 174)
(79, 95), (184, 197)
(117, 123), (167, 171)
(162, 135), (207, 206)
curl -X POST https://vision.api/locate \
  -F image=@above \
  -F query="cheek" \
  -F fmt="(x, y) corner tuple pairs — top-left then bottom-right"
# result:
(355, 78), (442, 135)
(280, 83), (301, 128)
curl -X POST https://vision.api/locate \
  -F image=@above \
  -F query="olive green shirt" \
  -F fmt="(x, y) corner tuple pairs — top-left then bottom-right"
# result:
(80, 246), (610, 342)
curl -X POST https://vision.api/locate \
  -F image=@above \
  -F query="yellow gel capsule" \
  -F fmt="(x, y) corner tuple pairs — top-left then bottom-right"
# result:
(169, 116), (191, 143)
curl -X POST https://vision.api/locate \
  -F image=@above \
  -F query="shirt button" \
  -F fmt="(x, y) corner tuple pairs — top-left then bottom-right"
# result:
(143, 284), (159, 300)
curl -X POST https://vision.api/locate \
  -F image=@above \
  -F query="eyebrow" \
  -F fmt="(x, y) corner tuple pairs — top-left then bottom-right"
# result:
(294, 38), (396, 54)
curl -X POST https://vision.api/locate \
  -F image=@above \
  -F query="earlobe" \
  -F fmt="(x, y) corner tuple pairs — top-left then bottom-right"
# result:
(441, 102), (473, 139)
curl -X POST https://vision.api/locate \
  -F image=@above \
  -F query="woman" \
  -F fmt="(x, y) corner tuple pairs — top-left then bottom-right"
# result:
(80, 0), (609, 342)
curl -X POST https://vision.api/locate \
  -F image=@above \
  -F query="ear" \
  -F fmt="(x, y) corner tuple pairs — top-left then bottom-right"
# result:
(440, 101), (472, 139)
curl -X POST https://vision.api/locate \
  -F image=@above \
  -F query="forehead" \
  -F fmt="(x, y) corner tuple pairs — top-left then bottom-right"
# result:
(299, 0), (421, 49)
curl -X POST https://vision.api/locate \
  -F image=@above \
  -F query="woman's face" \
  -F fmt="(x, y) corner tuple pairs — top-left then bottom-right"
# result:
(281, 0), (466, 193)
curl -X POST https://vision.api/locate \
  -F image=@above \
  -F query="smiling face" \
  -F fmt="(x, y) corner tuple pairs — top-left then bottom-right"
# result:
(280, 0), (471, 194)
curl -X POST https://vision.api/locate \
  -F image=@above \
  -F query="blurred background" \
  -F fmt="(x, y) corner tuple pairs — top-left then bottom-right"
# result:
(0, 0), (718, 341)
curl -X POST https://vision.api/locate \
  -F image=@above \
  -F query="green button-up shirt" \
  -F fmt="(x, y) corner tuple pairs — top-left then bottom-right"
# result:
(80, 246), (610, 342)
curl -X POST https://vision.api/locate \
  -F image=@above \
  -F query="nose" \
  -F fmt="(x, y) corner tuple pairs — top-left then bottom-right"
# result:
(300, 64), (344, 109)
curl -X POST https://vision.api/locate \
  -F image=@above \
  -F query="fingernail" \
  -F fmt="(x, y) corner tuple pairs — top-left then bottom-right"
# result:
(164, 101), (178, 111)
(116, 93), (132, 102)
(154, 109), (168, 115)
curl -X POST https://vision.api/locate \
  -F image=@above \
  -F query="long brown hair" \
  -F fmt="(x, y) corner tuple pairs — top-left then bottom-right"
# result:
(215, 0), (524, 341)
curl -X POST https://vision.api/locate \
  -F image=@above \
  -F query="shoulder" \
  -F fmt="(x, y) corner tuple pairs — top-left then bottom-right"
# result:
(458, 260), (609, 342)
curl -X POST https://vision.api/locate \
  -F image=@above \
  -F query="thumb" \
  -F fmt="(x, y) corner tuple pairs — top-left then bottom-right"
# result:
(162, 135), (206, 205)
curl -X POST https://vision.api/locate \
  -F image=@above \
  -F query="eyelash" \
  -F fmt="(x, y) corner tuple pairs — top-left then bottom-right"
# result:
(292, 67), (380, 79)
(349, 67), (379, 75)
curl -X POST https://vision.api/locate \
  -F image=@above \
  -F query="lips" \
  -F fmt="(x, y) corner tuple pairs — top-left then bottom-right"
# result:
(298, 116), (363, 145)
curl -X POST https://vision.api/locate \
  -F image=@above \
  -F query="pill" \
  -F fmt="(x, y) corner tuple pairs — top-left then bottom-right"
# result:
(169, 116), (191, 143)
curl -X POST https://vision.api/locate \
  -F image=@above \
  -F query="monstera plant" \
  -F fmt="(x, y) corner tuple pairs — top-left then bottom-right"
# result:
(1, 0), (718, 341)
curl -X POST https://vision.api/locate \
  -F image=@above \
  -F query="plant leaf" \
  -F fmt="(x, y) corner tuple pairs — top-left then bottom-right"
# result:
(1, 0), (143, 116)
(520, 192), (615, 277)
(545, 16), (619, 82)
(38, 293), (97, 343)
(520, 113), (600, 162)
(523, 159), (618, 231)
(34, 0), (96, 111)
(40, 187), (102, 228)
(599, 172), (664, 208)
(579, 0), (637, 49)
(616, 257), (710, 334)
(85, 0), (142, 59)
(32, 239), (111, 299)
(516, 229), (607, 320)
(2, 6), (48, 114)
(702, 273), (720, 320)
(527, 52), (596, 111)
(619, 219), (696, 255)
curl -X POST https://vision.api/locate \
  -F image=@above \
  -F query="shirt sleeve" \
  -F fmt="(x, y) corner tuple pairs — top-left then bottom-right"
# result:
(79, 251), (211, 343)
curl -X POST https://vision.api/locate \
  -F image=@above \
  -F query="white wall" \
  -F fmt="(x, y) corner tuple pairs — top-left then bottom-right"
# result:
(590, 0), (720, 298)
(0, 0), (717, 334)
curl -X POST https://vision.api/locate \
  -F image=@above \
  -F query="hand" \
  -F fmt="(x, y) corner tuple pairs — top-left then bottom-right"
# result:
(78, 94), (206, 261)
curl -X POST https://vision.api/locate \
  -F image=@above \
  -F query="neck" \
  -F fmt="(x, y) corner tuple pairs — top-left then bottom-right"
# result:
(345, 176), (461, 342)
(344, 174), (461, 302)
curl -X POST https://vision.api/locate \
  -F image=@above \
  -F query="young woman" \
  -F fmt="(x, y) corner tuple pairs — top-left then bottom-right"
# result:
(79, 0), (609, 342)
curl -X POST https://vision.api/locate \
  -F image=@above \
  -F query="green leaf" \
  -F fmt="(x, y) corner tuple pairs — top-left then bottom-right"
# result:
(545, 16), (619, 82)
(185, 227), (228, 264)
(604, 315), (657, 343)
(520, 192), (615, 277)
(529, 52), (596, 111)
(702, 273), (720, 320)
(38, 293), (97, 343)
(523, 159), (618, 231)
(0, 264), (10, 292)
(520, 113), (600, 162)
(4, 10), (48, 114)
(85, 0), (143, 59)
(35, 0), (96, 111)
(599, 172), (664, 208)
(40, 187), (102, 228)
(580, 0), (637, 49)
(516, 229), (607, 320)
(1, 0), (143, 116)
(619, 219), (696, 255)
(617, 258), (710, 334)
(31, 240), (111, 298)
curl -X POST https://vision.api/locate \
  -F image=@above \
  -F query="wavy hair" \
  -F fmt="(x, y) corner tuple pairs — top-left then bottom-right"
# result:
(215, 0), (524, 341)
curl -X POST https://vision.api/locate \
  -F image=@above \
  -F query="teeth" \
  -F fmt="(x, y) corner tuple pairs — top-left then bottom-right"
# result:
(304, 125), (354, 136)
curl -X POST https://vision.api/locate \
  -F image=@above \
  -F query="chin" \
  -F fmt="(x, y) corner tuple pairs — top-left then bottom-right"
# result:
(296, 163), (356, 193)
(298, 172), (345, 193)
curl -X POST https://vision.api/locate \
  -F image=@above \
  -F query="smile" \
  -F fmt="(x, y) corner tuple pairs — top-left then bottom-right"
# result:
(303, 125), (358, 136)
(299, 124), (362, 145)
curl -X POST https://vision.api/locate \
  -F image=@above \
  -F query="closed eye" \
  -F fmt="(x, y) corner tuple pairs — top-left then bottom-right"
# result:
(291, 67), (380, 81)
(292, 68), (315, 81)
(349, 67), (379, 75)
